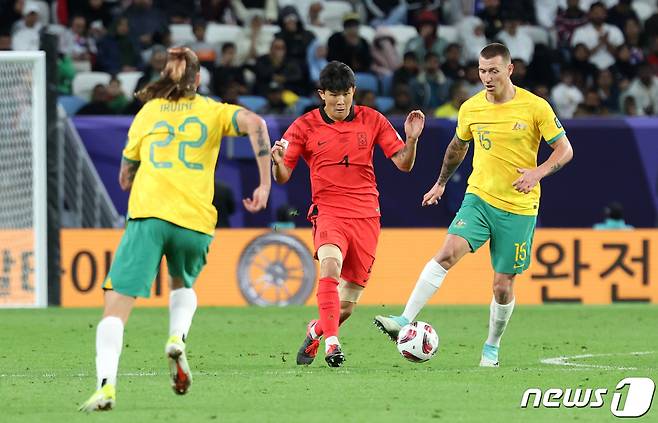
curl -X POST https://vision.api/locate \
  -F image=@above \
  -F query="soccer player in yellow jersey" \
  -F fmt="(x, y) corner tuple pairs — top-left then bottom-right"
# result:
(374, 43), (573, 367)
(80, 48), (272, 411)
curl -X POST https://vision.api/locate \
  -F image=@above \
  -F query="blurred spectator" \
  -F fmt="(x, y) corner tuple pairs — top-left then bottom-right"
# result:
(621, 95), (639, 115)
(571, 2), (624, 70)
(59, 15), (97, 72)
(124, 0), (169, 48)
(570, 43), (598, 90)
(57, 55), (76, 94)
(574, 88), (607, 116)
(213, 180), (236, 228)
(77, 84), (114, 115)
(477, 0), (504, 40)
(645, 13), (658, 39)
(593, 202), (633, 230)
(11, 2), (42, 51)
(404, 11), (446, 64)
(458, 16), (487, 63)
(275, 6), (315, 64)
(393, 51), (420, 89)
(606, 0), (638, 30)
(441, 43), (464, 80)
(82, 0), (113, 28)
(551, 68), (584, 118)
(462, 62), (482, 97)
(232, 0), (278, 24)
(107, 76), (129, 113)
(371, 26), (400, 77)
(306, 2), (324, 27)
(136, 45), (168, 90)
(213, 42), (248, 98)
(220, 84), (242, 105)
(254, 38), (306, 95)
(532, 84), (551, 102)
(188, 19), (221, 68)
(647, 36), (658, 73)
(510, 58), (530, 88)
(260, 81), (293, 115)
(96, 16), (143, 74)
(0, 0), (23, 32)
(236, 14), (273, 65)
(355, 89), (378, 109)
(595, 68), (620, 113)
(327, 13), (373, 73)
(612, 44), (639, 82)
(200, 0), (238, 24)
(434, 80), (468, 119)
(623, 18), (645, 64)
(406, 0), (441, 28)
(555, 0), (588, 51)
(506, 0), (536, 25)
(389, 84), (416, 115)
(306, 38), (328, 85)
(365, 0), (408, 27)
(157, 0), (197, 23)
(0, 31), (11, 50)
(410, 51), (450, 110)
(496, 10), (534, 64)
(141, 28), (173, 64)
(621, 63), (658, 115)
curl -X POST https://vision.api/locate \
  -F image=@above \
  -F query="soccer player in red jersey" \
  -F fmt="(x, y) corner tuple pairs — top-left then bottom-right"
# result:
(271, 61), (425, 367)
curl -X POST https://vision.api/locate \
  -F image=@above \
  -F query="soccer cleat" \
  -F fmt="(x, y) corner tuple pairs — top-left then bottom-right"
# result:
(78, 383), (116, 412)
(324, 344), (345, 368)
(166, 335), (192, 395)
(373, 315), (409, 341)
(479, 343), (500, 367)
(296, 319), (320, 365)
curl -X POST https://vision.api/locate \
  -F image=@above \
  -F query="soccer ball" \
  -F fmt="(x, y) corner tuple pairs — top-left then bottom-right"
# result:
(396, 321), (439, 363)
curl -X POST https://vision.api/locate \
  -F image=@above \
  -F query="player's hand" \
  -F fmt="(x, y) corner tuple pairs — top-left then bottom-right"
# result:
(422, 182), (445, 206)
(404, 110), (425, 141)
(243, 185), (270, 213)
(512, 168), (542, 194)
(271, 140), (286, 165)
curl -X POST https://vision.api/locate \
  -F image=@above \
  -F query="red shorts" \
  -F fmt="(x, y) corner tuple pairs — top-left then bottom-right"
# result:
(309, 210), (381, 287)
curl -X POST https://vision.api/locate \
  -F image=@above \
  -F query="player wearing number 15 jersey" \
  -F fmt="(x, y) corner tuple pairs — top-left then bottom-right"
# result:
(271, 61), (426, 367)
(80, 47), (272, 412)
(374, 43), (574, 367)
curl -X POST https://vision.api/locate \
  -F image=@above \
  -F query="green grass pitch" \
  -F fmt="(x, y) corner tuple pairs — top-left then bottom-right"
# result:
(1, 305), (657, 422)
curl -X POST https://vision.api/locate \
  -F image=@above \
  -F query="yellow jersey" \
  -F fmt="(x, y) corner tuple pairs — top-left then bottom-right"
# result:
(123, 95), (243, 235)
(455, 87), (565, 216)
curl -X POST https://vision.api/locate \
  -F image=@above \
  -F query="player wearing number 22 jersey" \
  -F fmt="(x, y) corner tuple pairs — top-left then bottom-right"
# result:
(80, 48), (272, 412)
(271, 61), (426, 367)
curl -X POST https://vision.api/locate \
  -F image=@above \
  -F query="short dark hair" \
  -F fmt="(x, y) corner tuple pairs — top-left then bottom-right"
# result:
(221, 42), (236, 53)
(480, 43), (511, 63)
(319, 61), (355, 92)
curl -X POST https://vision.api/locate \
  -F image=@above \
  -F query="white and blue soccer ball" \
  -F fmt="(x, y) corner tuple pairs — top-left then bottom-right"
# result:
(396, 321), (440, 363)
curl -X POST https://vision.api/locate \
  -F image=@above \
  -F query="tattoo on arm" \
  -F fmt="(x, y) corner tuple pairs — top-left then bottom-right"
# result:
(122, 159), (140, 184)
(546, 163), (562, 176)
(437, 139), (469, 186)
(256, 126), (269, 157)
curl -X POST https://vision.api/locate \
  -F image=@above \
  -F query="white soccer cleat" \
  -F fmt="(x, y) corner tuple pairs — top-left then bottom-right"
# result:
(479, 343), (500, 367)
(78, 383), (116, 412)
(166, 335), (192, 395)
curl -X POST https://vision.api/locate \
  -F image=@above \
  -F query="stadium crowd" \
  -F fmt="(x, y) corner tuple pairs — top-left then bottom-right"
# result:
(2, 0), (658, 117)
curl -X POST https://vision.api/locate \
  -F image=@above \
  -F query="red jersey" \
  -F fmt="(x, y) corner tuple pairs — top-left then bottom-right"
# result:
(282, 105), (404, 218)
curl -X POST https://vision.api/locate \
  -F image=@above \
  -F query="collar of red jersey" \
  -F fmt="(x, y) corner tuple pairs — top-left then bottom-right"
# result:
(318, 105), (355, 124)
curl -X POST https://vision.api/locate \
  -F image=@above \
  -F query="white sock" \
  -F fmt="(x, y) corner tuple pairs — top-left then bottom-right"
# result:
(169, 288), (197, 341)
(402, 260), (448, 322)
(325, 336), (339, 352)
(485, 297), (515, 347)
(309, 322), (319, 340)
(95, 316), (124, 390)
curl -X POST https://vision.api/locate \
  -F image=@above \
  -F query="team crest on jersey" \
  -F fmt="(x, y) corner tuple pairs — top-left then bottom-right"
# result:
(455, 219), (467, 227)
(512, 121), (527, 131)
(357, 132), (367, 149)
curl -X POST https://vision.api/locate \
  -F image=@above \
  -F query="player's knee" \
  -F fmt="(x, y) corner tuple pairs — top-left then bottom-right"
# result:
(434, 250), (459, 270)
(320, 257), (341, 279)
(492, 276), (515, 303)
(340, 302), (355, 322)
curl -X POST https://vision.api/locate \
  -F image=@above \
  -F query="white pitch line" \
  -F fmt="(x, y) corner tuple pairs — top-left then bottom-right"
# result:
(540, 351), (655, 370)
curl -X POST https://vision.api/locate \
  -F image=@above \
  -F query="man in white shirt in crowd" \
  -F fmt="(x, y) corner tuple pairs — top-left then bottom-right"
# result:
(571, 2), (624, 70)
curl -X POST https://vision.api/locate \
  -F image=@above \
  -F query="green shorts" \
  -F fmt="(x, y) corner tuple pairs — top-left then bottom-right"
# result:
(103, 218), (213, 298)
(447, 194), (537, 274)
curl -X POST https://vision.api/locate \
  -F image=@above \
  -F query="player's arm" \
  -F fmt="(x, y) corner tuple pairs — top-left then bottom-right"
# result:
(422, 135), (470, 206)
(391, 110), (425, 172)
(271, 140), (293, 184)
(118, 157), (140, 191)
(513, 135), (573, 194)
(235, 109), (271, 212)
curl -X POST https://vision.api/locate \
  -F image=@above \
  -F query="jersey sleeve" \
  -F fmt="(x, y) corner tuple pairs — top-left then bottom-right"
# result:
(535, 98), (566, 145)
(122, 107), (148, 162)
(375, 111), (404, 158)
(455, 102), (473, 142)
(216, 102), (245, 137)
(281, 119), (306, 170)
